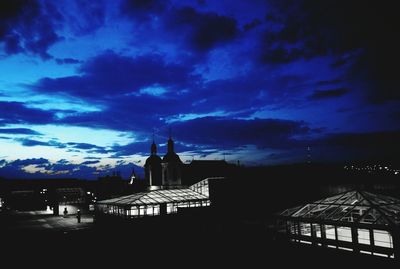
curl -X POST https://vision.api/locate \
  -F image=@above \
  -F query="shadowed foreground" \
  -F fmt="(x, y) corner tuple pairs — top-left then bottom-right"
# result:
(0, 212), (397, 268)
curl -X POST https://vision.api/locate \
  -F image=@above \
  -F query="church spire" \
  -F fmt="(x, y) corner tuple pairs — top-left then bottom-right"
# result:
(151, 134), (157, 155)
(167, 128), (174, 153)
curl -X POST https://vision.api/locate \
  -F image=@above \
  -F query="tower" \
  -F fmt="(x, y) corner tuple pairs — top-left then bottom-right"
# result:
(144, 139), (162, 187)
(307, 146), (311, 164)
(162, 135), (182, 187)
(129, 168), (136, 185)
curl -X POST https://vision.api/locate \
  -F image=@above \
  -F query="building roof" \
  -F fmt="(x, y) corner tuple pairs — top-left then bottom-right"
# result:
(280, 190), (400, 226)
(162, 152), (182, 163)
(97, 178), (212, 206)
(145, 154), (162, 165)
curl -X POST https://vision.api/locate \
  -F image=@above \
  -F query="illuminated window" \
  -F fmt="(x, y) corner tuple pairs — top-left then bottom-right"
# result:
(153, 205), (160, 215)
(325, 225), (336, 240)
(131, 206), (139, 216)
(300, 222), (311, 236)
(358, 229), (370, 244)
(373, 230), (393, 248)
(312, 223), (321, 237)
(167, 203), (173, 214)
(147, 206), (154, 215)
(139, 206), (146, 216)
(287, 221), (298, 234)
(337, 226), (352, 242)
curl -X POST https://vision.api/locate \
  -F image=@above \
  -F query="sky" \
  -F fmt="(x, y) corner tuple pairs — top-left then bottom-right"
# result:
(0, 0), (399, 179)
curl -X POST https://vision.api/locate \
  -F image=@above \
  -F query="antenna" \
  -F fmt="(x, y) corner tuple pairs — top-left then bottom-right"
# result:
(168, 127), (172, 139)
(307, 146), (311, 164)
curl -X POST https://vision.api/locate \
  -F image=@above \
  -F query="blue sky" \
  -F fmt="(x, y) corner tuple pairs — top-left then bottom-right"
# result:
(0, 0), (399, 179)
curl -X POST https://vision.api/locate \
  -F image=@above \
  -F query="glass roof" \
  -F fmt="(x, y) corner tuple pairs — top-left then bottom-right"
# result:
(98, 179), (210, 206)
(280, 190), (400, 226)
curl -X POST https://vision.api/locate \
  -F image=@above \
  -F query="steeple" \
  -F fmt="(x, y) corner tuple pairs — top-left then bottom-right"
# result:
(151, 132), (157, 155)
(167, 136), (174, 153)
(167, 128), (174, 153)
(151, 138), (157, 155)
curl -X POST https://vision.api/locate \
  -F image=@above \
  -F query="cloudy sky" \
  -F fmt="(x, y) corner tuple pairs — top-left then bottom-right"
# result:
(0, 0), (399, 179)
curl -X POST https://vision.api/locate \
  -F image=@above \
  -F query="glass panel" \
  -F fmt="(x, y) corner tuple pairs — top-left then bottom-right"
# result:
(340, 206), (369, 222)
(318, 205), (340, 219)
(147, 206), (154, 215)
(293, 204), (318, 217)
(287, 221), (298, 234)
(305, 204), (330, 218)
(130, 206), (139, 216)
(299, 222), (311, 236)
(321, 192), (350, 204)
(167, 203), (172, 214)
(325, 225), (336, 240)
(337, 226), (352, 242)
(312, 223), (321, 238)
(281, 205), (303, 216)
(359, 208), (383, 224)
(358, 229), (370, 244)
(328, 205), (354, 220)
(139, 205), (146, 216)
(380, 205), (400, 224)
(373, 230), (393, 248)
(153, 205), (160, 215)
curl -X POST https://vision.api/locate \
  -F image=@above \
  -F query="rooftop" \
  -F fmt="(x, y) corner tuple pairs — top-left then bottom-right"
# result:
(280, 190), (400, 226)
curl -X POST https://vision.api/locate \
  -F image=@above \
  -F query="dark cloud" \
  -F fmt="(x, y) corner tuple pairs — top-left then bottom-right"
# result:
(111, 141), (152, 157)
(111, 139), (195, 158)
(169, 117), (310, 149)
(66, 142), (109, 154)
(120, 0), (168, 20)
(80, 160), (100, 165)
(121, 1), (238, 51)
(265, 0), (400, 102)
(55, 57), (82, 65)
(0, 101), (55, 125)
(243, 19), (262, 31)
(261, 46), (304, 64)
(0, 0), (63, 58)
(169, 7), (238, 51)
(33, 50), (195, 99)
(10, 158), (50, 166)
(0, 157), (144, 180)
(0, 128), (42, 135)
(12, 138), (110, 154)
(17, 138), (66, 148)
(83, 156), (101, 160)
(68, 0), (105, 35)
(311, 131), (400, 163)
(309, 88), (349, 100)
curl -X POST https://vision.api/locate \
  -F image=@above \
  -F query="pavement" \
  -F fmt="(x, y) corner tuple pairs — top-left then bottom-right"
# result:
(7, 210), (94, 232)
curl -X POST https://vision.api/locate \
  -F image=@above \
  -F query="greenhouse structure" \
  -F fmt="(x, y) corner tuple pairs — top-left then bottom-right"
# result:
(278, 190), (400, 260)
(95, 178), (213, 218)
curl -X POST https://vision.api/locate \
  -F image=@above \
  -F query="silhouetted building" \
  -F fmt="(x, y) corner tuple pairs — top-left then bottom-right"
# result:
(97, 171), (128, 199)
(53, 187), (86, 216)
(144, 140), (162, 187)
(182, 159), (236, 186)
(95, 177), (218, 219)
(143, 136), (237, 189)
(277, 190), (400, 261)
(129, 168), (137, 185)
(161, 136), (182, 187)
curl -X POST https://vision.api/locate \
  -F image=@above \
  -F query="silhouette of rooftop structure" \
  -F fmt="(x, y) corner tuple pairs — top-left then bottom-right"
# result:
(278, 189), (400, 260)
(95, 178), (220, 218)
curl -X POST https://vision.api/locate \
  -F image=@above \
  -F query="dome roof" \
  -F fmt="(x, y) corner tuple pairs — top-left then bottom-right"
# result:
(145, 154), (162, 166)
(162, 152), (182, 163)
